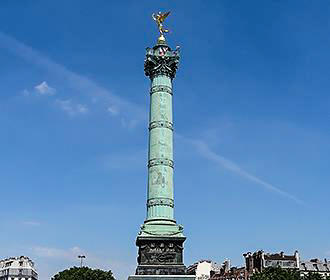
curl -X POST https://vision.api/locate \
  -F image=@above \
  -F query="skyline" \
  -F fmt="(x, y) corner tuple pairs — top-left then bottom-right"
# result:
(1, 1), (329, 280)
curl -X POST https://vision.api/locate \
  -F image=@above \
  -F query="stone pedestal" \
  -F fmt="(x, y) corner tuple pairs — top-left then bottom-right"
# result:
(136, 236), (186, 275)
(128, 275), (195, 280)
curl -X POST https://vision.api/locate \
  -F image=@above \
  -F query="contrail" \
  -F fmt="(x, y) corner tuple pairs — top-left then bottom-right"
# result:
(178, 135), (303, 205)
(1, 31), (303, 205)
(0, 31), (146, 124)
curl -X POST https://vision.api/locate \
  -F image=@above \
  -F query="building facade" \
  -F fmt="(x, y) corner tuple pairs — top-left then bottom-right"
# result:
(211, 267), (247, 280)
(0, 256), (38, 280)
(189, 252), (330, 280)
(187, 260), (221, 280)
(300, 259), (330, 278)
(243, 250), (300, 274)
(187, 251), (330, 280)
(188, 259), (249, 280)
(244, 250), (330, 278)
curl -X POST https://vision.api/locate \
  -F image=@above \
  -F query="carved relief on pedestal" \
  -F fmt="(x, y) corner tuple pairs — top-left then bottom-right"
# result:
(137, 240), (183, 265)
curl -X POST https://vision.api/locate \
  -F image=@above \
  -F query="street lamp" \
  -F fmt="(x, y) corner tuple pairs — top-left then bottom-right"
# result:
(78, 255), (86, 267)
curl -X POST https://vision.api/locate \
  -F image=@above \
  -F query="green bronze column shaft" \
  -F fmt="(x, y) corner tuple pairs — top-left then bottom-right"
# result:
(139, 43), (184, 237)
(147, 73), (174, 221)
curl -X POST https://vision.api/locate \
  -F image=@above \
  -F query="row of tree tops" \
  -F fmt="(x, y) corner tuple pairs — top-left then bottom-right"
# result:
(51, 266), (330, 280)
(251, 267), (330, 280)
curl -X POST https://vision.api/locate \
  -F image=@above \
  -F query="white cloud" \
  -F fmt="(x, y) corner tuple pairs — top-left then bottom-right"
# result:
(178, 134), (303, 205)
(120, 117), (140, 129)
(34, 81), (56, 96)
(0, 31), (146, 124)
(107, 105), (119, 116)
(22, 89), (30, 96)
(32, 246), (84, 261)
(102, 149), (146, 170)
(0, 30), (303, 205)
(22, 221), (41, 226)
(55, 99), (89, 116)
(31, 246), (134, 279)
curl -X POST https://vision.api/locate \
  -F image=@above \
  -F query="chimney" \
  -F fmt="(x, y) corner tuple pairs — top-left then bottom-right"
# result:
(294, 251), (300, 269)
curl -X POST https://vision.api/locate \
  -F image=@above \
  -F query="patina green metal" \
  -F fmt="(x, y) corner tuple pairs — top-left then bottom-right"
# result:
(129, 17), (191, 275)
(138, 42), (184, 239)
(129, 12), (194, 279)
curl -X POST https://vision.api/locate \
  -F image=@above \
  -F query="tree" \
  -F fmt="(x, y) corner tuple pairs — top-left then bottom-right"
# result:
(302, 273), (330, 280)
(251, 267), (300, 280)
(250, 267), (330, 280)
(51, 266), (116, 280)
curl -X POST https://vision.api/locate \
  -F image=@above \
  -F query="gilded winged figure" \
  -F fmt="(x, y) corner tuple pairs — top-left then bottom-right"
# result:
(152, 11), (171, 35)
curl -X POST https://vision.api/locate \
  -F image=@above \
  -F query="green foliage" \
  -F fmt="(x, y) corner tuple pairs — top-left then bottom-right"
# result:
(302, 273), (330, 280)
(51, 266), (115, 280)
(251, 267), (300, 280)
(251, 267), (330, 280)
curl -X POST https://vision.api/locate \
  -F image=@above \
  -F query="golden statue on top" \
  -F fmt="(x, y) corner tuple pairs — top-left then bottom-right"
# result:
(152, 11), (171, 43)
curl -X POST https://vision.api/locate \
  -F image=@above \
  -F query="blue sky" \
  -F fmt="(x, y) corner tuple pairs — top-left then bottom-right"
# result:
(1, 1), (329, 279)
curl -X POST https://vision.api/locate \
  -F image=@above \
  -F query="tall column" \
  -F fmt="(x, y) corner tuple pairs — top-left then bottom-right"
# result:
(134, 40), (187, 276)
(146, 60), (175, 222)
(140, 41), (183, 236)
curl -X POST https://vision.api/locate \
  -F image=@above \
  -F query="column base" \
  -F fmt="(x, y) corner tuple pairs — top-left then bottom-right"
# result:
(139, 219), (184, 238)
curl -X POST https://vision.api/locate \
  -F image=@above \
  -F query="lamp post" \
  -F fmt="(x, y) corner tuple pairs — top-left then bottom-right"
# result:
(78, 255), (86, 267)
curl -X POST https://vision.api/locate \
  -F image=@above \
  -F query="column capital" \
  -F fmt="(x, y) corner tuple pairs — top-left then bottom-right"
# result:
(144, 44), (180, 79)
